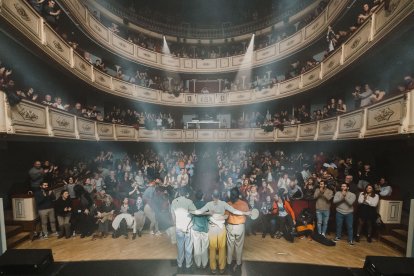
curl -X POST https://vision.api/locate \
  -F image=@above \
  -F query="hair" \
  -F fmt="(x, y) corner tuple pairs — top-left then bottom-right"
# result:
(212, 189), (220, 199)
(229, 187), (240, 203)
(195, 190), (204, 201)
(60, 189), (68, 196)
(364, 183), (376, 197)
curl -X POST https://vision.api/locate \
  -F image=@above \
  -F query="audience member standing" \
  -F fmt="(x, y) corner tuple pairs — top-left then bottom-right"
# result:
(355, 184), (379, 243)
(35, 182), (57, 238)
(333, 183), (356, 245)
(313, 180), (333, 237)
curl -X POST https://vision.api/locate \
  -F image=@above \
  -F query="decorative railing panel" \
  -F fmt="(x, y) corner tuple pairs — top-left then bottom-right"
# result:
(302, 66), (321, 88)
(344, 22), (371, 62)
(49, 108), (76, 138)
(44, 25), (71, 65)
(9, 101), (47, 135)
(77, 117), (96, 140)
(276, 125), (298, 141)
(115, 125), (136, 140)
(279, 76), (300, 95)
(338, 110), (364, 139)
(298, 122), (317, 140)
(318, 118), (337, 139)
(97, 122), (114, 140)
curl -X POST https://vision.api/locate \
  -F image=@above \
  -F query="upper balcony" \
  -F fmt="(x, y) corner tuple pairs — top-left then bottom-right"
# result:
(58, 0), (348, 73)
(0, 0), (413, 107)
(91, 0), (319, 39)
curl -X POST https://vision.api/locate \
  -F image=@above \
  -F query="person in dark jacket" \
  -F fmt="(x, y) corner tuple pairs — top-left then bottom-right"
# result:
(54, 190), (72, 238)
(35, 182), (57, 238)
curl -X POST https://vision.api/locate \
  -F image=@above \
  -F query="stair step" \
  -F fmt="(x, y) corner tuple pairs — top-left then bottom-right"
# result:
(5, 225), (23, 237)
(6, 232), (30, 249)
(380, 235), (406, 253)
(391, 229), (408, 241)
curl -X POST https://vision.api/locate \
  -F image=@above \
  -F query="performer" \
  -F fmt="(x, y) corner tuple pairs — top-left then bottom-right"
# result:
(170, 188), (196, 272)
(226, 188), (250, 273)
(192, 189), (250, 274)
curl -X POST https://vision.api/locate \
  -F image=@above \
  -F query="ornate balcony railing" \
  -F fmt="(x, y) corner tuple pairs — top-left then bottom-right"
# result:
(0, 91), (412, 142)
(0, 0), (413, 107)
(58, 0), (348, 73)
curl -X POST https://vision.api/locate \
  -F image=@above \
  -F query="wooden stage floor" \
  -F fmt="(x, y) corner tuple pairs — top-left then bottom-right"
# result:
(15, 232), (402, 269)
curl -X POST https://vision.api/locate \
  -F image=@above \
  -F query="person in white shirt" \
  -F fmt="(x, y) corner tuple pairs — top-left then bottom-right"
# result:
(374, 177), (392, 197)
(171, 188), (196, 272)
(355, 184), (379, 243)
(277, 172), (290, 194)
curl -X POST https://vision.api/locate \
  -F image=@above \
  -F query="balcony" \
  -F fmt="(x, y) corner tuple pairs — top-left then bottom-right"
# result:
(1, 90), (412, 142)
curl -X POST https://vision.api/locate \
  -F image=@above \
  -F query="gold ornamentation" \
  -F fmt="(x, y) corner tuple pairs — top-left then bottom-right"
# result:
(56, 117), (70, 127)
(286, 83), (293, 89)
(321, 123), (333, 132)
(100, 127), (110, 134)
(328, 60), (335, 68)
(344, 118), (356, 128)
(81, 124), (92, 131)
(120, 85), (127, 90)
(287, 40), (295, 46)
(282, 129), (293, 135)
(17, 107), (38, 121)
(143, 91), (150, 96)
(120, 129), (130, 134)
(312, 22), (320, 30)
(351, 37), (361, 49)
(388, 0), (401, 15)
(14, 3), (30, 22)
(98, 76), (105, 82)
(374, 107), (395, 122)
(79, 62), (87, 71)
(308, 74), (315, 80)
(237, 94), (245, 99)
(53, 41), (64, 52)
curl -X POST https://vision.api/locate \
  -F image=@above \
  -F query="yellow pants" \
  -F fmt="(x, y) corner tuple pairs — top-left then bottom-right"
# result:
(209, 226), (227, 271)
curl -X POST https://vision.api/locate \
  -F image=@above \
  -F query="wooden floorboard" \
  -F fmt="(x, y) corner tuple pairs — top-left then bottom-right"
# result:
(14, 232), (402, 268)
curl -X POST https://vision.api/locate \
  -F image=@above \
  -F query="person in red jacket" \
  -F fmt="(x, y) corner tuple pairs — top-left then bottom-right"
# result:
(273, 193), (296, 242)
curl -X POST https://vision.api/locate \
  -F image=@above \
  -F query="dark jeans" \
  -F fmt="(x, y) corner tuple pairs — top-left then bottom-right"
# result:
(336, 212), (353, 242)
(276, 215), (294, 242)
(261, 214), (277, 235)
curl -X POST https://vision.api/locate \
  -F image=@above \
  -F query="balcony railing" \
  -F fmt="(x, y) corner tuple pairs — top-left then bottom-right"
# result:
(57, 0), (348, 73)
(0, 91), (412, 142)
(0, 0), (413, 107)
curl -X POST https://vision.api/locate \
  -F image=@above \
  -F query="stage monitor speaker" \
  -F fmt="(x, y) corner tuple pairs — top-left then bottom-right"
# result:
(364, 256), (414, 275)
(0, 249), (53, 275)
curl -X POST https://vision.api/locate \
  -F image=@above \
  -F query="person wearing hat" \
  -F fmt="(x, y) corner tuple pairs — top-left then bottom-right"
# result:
(192, 189), (251, 274)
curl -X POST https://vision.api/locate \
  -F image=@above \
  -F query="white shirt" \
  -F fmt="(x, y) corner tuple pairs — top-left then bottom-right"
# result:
(171, 196), (196, 232)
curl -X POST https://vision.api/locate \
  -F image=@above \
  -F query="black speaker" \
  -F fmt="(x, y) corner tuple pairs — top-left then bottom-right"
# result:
(364, 256), (414, 275)
(0, 249), (54, 275)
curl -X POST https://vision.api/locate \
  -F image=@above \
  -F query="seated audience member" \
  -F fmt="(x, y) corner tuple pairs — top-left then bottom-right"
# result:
(273, 193), (296, 242)
(314, 180), (333, 237)
(355, 184), (379, 243)
(54, 190), (72, 239)
(374, 177), (392, 197)
(260, 195), (277, 238)
(112, 197), (136, 239)
(95, 194), (115, 238)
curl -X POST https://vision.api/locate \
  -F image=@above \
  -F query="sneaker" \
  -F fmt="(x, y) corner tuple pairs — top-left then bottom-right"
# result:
(333, 237), (340, 242)
(132, 233), (136, 240)
(367, 236), (372, 243)
(349, 240), (355, 245)
(42, 233), (49, 239)
(321, 233), (326, 237)
(150, 230), (155, 235)
(211, 269), (217, 274)
(355, 235), (360, 242)
(52, 232), (59, 237)
(155, 231), (162, 236)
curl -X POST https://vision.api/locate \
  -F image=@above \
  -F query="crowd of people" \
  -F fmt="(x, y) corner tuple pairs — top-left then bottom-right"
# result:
(93, 1), (327, 58)
(28, 145), (394, 273)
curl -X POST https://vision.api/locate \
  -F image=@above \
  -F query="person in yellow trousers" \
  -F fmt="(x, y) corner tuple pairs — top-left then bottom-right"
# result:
(192, 189), (250, 274)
